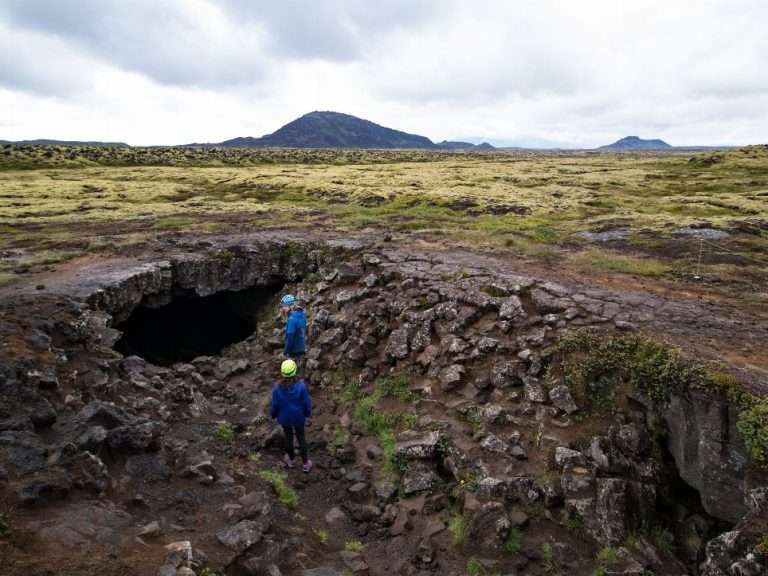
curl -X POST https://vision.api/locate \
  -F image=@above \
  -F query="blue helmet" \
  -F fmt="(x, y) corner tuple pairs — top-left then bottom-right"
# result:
(280, 294), (296, 306)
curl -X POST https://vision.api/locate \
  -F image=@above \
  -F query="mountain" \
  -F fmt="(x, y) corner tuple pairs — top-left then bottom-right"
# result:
(188, 111), (494, 150)
(217, 111), (434, 149)
(599, 136), (672, 150)
(0, 139), (129, 147)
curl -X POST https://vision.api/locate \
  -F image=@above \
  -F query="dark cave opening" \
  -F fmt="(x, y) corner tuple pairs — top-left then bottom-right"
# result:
(114, 284), (282, 366)
(652, 443), (734, 571)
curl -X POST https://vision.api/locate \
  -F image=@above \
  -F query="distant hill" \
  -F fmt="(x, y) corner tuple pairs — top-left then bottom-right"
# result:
(0, 139), (129, 147)
(599, 136), (672, 150)
(187, 111), (494, 150)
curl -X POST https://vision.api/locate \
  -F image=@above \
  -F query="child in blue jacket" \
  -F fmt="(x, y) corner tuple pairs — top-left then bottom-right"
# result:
(270, 358), (313, 472)
(279, 294), (307, 361)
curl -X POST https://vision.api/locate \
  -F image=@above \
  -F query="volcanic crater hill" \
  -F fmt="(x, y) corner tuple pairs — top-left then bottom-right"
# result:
(188, 111), (495, 150)
(0, 237), (766, 576)
(599, 136), (672, 150)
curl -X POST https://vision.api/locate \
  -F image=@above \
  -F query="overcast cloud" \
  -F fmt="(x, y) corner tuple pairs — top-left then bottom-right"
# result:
(0, 0), (766, 147)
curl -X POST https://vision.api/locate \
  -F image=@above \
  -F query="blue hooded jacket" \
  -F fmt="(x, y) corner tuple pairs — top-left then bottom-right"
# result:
(284, 308), (307, 357)
(270, 380), (312, 427)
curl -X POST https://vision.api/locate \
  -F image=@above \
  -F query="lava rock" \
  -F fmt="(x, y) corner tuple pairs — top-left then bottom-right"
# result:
(395, 431), (442, 460)
(125, 453), (172, 482)
(401, 461), (440, 495)
(548, 385), (579, 414)
(77, 426), (108, 452)
(466, 501), (511, 553)
(30, 398), (57, 428)
(107, 418), (164, 452)
(216, 518), (270, 555)
(17, 475), (72, 506)
(385, 326), (411, 360)
(439, 364), (465, 390)
(0, 430), (48, 473)
(79, 401), (131, 429)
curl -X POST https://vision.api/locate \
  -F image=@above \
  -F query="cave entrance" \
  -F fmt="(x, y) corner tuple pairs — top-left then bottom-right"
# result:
(115, 285), (281, 366)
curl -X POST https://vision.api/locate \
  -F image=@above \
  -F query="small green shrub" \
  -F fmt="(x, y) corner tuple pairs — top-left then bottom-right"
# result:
(465, 408), (483, 434)
(448, 512), (467, 547)
(315, 528), (329, 545)
(736, 397), (768, 467)
(648, 526), (675, 558)
(503, 527), (523, 554)
(377, 372), (417, 402)
(624, 531), (640, 549)
(344, 540), (366, 553)
(555, 330), (709, 411)
(757, 533), (768, 555)
(525, 501), (546, 520)
(258, 470), (299, 510)
(216, 421), (235, 443)
(596, 546), (618, 565)
(542, 543), (558, 574)
(564, 513), (584, 533)
(328, 428), (351, 456)
(466, 557), (485, 576)
(0, 513), (11, 539)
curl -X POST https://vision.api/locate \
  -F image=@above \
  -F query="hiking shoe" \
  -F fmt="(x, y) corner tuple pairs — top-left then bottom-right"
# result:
(302, 459), (313, 473)
(283, 454), (295, 468)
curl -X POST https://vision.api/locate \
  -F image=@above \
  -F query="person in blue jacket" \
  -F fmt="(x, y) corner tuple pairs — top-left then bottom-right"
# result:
(270, 358), (313, 472)
(279, 294), (307, 363)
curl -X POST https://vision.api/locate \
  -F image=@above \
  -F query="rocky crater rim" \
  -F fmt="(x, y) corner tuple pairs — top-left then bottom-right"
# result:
(71, 239), (765, 520)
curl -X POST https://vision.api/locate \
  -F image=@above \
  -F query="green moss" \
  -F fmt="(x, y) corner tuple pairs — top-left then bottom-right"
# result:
(0, 271), (16, 286)
(154, 216), (198, 228)
(571, 249), (671, 277)
(555, 330), (708, 410)
(556, 331), (768, 470)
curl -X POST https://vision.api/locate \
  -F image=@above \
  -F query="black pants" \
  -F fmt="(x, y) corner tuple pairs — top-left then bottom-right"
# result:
(282, 424), (308, 463)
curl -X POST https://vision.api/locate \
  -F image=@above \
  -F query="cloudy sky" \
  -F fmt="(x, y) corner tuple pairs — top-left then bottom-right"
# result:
(1, 0), (766, 147)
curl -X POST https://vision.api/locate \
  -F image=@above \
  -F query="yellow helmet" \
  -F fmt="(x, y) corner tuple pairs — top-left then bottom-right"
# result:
(281, 359), (298, 378)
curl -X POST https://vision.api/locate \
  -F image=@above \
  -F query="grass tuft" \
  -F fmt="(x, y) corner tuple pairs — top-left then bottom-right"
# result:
(448, 512), (467, 547)
(466, 557), (485, 576)
(571, 249), (671, 277)
(502, 527), (523, 554)
(344, 540), (366, 553)
(258, 470), (299, 510)
(215, 421), (235, 443)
